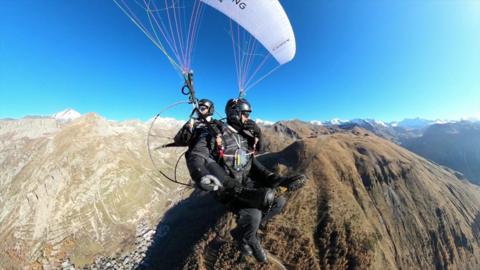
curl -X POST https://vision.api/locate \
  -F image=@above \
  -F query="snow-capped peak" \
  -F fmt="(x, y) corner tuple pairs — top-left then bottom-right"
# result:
(52, 109), (81, 121)
(460, 114), (480, 122)
(374, 120), (388, 127)
(433, 119), (452, 125)
(255, 119), (274, 126)
(327, 118), (349, 125)
(309, 120), (323, 126)
(394, 118), (433, 130)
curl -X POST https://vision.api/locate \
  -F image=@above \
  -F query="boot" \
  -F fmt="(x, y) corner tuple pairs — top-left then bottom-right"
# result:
(250, 240), (268, 263)
(240, 243), (253, 257)
(259, 219), (267, 231)
(232, 228), (254, 257)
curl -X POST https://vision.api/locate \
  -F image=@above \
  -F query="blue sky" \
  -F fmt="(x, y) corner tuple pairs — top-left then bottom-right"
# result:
(1, 0), (479, 122)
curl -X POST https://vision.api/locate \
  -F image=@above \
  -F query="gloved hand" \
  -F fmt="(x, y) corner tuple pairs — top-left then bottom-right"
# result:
(243, 119), (261, 137)
(242, 119), (262, 151)
(283, 174), (307, 192)
(199, 174), (223, 191)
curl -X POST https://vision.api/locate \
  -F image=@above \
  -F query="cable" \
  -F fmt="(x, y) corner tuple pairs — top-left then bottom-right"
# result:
(146, 100), (194, 187)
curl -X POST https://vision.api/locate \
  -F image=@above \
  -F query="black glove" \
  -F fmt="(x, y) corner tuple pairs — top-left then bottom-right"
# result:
(242, 119), (262, 151)
(173, 121), (193, 146)
(242, 119), (261, 137)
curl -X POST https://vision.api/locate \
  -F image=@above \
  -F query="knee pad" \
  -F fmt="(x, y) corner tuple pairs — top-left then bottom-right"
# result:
(274, 195), (287, 208)
(263, 188), (275, 208)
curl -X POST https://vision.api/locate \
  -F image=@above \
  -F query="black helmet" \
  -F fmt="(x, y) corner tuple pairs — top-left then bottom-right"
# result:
(198, 99), (214, 116)
(225, 98), (252, 129)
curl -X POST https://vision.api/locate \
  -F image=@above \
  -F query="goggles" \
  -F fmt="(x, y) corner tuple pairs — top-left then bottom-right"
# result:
(241, 110), (251, 117)
(199, 105), (210, 111)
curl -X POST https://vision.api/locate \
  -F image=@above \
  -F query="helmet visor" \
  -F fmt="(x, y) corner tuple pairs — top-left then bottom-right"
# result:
(199, 105), (210, 112)
(241, 110), (251, 117)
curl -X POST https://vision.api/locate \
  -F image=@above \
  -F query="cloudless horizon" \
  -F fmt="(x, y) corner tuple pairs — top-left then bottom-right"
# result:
(1, 1), (479, 122)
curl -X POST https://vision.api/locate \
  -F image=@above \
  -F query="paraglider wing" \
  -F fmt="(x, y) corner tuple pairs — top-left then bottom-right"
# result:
(200, 0), (296, 65)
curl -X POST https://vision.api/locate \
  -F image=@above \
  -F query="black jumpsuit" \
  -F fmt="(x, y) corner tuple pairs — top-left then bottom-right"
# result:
(185, 121), (285, 252)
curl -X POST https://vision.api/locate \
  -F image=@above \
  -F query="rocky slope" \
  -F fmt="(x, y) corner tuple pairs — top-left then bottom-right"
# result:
(0, 114), (188, 269)
(146, 122), (480, 269)
(401, 121), (480, 185)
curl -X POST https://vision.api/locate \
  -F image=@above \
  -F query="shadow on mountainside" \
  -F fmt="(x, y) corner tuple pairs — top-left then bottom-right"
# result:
(139, 191), (226, 269)
(137, 142), (310, 270)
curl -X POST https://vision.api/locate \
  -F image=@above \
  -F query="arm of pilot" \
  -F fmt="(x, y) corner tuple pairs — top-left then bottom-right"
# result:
(186, 154), (211, 185)
(242, 120), (277, 186)
(173, 120), (193, 146)
(249, 158), (278, 187)
(251, 157), (307, 191)
(187, 153), (241, 191)
(185, 131), (241, 191)
(242, 119), (263, 152)
(184, 130), (225, 191)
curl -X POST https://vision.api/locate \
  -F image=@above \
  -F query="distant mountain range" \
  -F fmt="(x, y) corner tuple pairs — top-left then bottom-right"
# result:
(5, 110), (480, 186)
(6, 109), (478, 132)
(312, 117), (479, 130)
(313, 118), (480, 186)
(402, 122), (480, 185)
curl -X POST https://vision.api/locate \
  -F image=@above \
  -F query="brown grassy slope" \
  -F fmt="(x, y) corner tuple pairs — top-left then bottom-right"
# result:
(260, 120), (332, 153)
(179, 125), (480, 270)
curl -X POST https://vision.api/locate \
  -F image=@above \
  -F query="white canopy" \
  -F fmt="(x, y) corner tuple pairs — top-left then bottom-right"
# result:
(201, 0), (296, 65)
